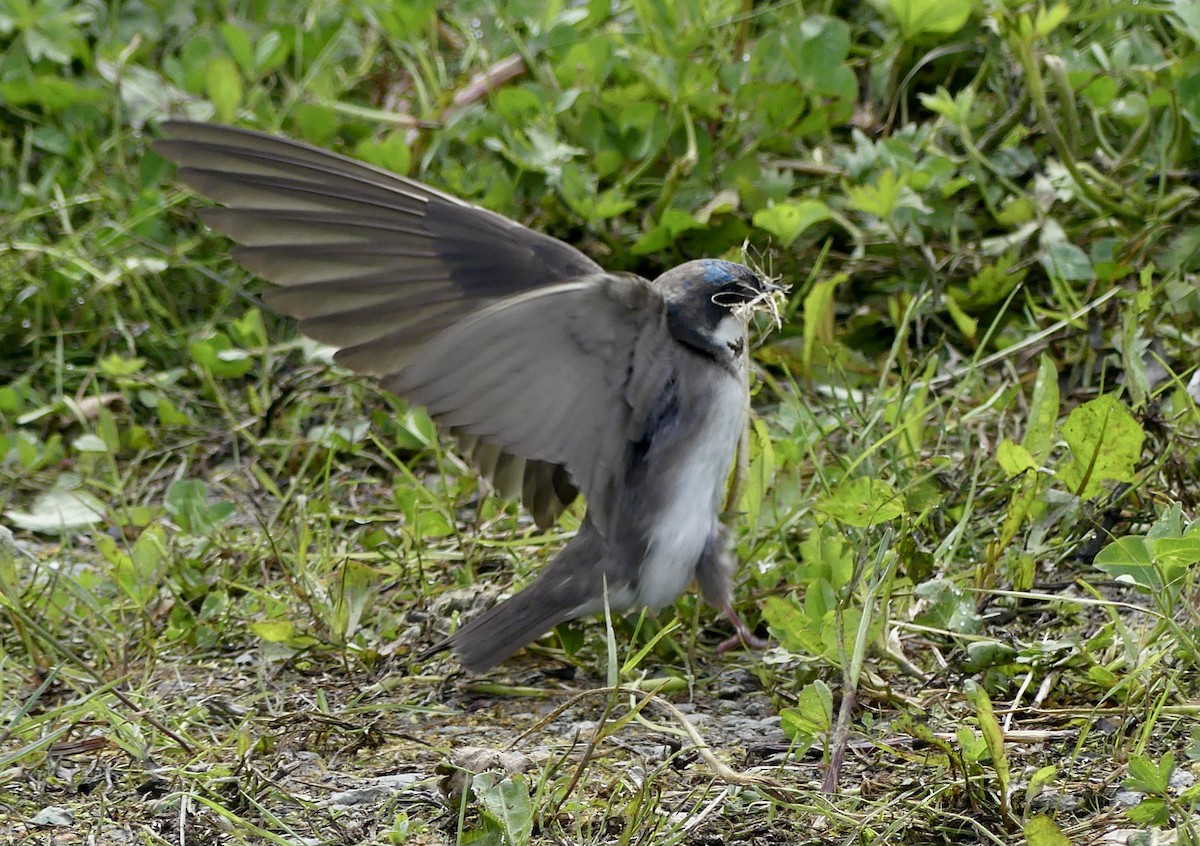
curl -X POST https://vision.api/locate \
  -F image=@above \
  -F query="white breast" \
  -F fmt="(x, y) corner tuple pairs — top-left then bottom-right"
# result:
(634, 358), (747, 609)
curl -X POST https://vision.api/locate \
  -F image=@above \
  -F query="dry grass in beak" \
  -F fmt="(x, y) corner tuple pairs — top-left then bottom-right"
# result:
(730, 283), (785, 330)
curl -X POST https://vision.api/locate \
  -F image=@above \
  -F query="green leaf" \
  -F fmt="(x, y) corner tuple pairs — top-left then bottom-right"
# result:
(1034, 3), (1070, 37)
(944, 295), (977, 341)
(219, 23), (254, 75)
(801, 274), (842, 376)
(1023, 355), (1060, 463)
(737, 417), (775, 531)
(1126, 796), (1171, 826)
(165, 479), (235, 536)
(254, 31), (288, 74)
(5, 486), (106, 534)
(752, 200), (829, 246)
(816, 477), (906, 526)
(762, 595), (816, 653)
(356, 131), (412, 176)
(631, 208), (705, 254)
(965, 680), (1009, 794)
(1124, 752), (1174, 795)
(1024, 814), (1071, 846)
(0, 76), (104, 110)
(846, 169), (905, 218)
(98, 353), (146, 377)
(189, 332), (254, 379)
(913, 580), (983, 633)
(332, 560), (379, 640)
(888, 0), (974, 38)
(250, 620), (298, 643)
(156, 397), (191, 427)
(204, 55), (243, 123)
(997, 440), (1037, 477)
(105, 525), (167, 605)
(1093, 535), (1156, 588)
(474, 773), (533, 846)
(1173, 0), (1200, 43)
(797, 680), (834, 729)
(1152, 536), (1200, 572)
(960, 640), (1019, 673)
(780, 679), (833, 747)
(1041, 239), (1095, 282)
(230, 309), (267, 348)
(0, 386), (21, 414)
(1057, 395), (1145, 499)
(72, 433), (110, 454)
(798, 523), (855, 590)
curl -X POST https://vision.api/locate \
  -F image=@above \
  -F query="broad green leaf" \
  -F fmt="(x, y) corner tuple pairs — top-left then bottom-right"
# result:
(1034, 4), (1070, 37)
(846, 169), (905, 218)
(631, 209), (705, 254)
(1024, 815), (1071, 846)
(357, 131), (412, 175)
(1057, 395), (1144, 499)
(1093, 535), (1156, 588)
(220, 24), (254, 75)
(98, 353), (146, 377)
(474, 773), (533, 846)
(250, 620), (298, 643)
(1041, 239), (1095, 282)
(780, 680), (833, 745)
(230, 309), (267, 348)
(165, 479), (235, 536)
(332, 560), (379, 640)
(798, 523), (855, 589)
(1023, 356), (1060, 463)
(189, 332), (254, 379)
(762, 595), (817, 654)
(204, 55), (242, 123)
(802, 274), (842, 376)
(888, 0), (974, 38)
(1024, 766), (1058, 814)
(6, 487), (106, 534)
(960, 640), (1019, 673)
(997, 440), (1036, 477)
(72, 433), (109, 454)
(914, 580), (983, 633)
(796, 17), (852, 92)
(253, 31), (288, 74)
(738, 417), (775, 530)
(816, 477), (906, 526)
(156, 397), (191, 427)
(752, 200), (829, 246)
(1151, 536), (1200, 572)
(965, 680), (1009, 794)
(0, 76), (105, 110)
(0, 386), (20, 414)
(1173, 0), (1200, 43)
(1124, 752), (1174, 795)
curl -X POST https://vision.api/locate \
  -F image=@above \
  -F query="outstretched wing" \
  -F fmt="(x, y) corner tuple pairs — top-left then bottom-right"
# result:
(155, 121), (666, 527)
(388, 274), (678, 534)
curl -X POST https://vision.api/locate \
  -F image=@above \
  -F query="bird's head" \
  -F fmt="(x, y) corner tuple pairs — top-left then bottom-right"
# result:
(653, 259), (785, 358)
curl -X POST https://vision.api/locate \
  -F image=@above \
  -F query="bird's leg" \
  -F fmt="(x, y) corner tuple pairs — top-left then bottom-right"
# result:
(716, 602), (769, 654)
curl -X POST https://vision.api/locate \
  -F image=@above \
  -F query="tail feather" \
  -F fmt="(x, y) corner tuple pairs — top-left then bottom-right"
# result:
(422, 519), (614, 673)
(427, 587), (576, 672)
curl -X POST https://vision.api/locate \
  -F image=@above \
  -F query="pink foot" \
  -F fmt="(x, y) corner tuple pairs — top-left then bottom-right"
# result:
(715, 603), (769, 654)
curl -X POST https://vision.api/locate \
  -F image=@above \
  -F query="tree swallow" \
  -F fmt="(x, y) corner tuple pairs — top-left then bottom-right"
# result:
(155, 122), (779, 673)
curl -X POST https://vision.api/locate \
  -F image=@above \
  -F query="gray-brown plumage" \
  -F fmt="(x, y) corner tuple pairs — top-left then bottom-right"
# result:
(156, 121), (775, 672)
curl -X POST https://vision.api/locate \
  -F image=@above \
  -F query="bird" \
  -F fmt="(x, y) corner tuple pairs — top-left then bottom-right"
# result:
(154, 121), (780, 673)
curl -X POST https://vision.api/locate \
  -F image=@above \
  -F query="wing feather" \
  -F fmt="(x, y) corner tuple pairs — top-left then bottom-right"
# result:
(156, 121), (625, 525)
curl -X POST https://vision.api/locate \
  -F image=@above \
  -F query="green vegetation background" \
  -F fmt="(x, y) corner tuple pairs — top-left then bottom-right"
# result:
(4, 0), (1200, 842)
